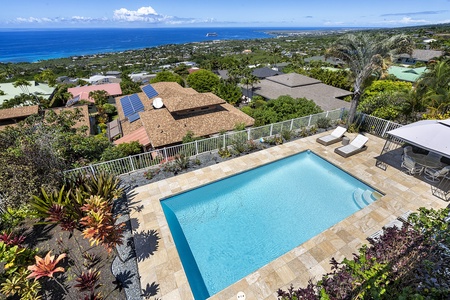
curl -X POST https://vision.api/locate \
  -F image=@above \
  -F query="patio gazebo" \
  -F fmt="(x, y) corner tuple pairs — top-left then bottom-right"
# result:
(376, 119), (450, 200)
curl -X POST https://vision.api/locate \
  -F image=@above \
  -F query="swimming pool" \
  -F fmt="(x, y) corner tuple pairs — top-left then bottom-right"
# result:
(161, 151), (378, 299)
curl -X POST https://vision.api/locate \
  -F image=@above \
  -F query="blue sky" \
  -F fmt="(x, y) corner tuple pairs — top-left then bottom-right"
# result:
(2, 0), (450, 28)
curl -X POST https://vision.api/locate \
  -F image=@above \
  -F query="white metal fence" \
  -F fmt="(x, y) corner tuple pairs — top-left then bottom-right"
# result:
(64, 109), (344, 177)
(64, 110), (406, 178)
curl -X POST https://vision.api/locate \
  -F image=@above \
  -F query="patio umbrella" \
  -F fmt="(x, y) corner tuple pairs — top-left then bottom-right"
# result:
(387, 119), (450, 159)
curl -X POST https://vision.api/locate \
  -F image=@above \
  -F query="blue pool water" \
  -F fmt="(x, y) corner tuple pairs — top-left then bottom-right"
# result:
(161, 151), (376, 299)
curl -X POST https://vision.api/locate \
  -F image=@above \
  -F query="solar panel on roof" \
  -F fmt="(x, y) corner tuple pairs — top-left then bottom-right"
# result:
(142, 84), (159, 99)
(128, 113), (141, 123)
(129, 94), (145, 113)
(120, 94), (145, 122)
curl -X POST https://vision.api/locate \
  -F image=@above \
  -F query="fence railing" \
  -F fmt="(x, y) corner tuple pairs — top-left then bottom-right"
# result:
(64, 110), (408, 178)
(356, 114), (403, 138)
(64, 109), (344, 177)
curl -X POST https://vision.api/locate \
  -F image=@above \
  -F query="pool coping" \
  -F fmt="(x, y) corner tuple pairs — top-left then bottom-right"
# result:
(127, 132), (448, 300)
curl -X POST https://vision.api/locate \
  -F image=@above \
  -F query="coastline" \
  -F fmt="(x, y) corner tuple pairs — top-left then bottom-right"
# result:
(0, 27), (351, 63)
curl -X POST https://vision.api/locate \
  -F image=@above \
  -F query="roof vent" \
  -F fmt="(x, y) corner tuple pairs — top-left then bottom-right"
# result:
(153, 97), (164, 109)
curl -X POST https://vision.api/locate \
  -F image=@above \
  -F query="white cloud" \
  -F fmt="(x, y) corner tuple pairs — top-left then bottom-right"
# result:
(380, 17), (429, 25)
(113, 6), (161, 22)
(11, 6), (215, 26)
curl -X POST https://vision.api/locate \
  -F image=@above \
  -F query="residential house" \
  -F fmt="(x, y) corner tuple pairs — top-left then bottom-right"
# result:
(0, 81), (54, 106)
(396, 49), (444, 65)
(0, 105), (92, 135)
(45, 105), (92, 135)
(0, 105), (39, 130)
(113, 82), (254, 149)
(387, 66), (427, 82)
(67, 83), (122, 106)
(247, 73), (352, 111)
(251, 67), (284, 79)
(304, 55), (344, 67)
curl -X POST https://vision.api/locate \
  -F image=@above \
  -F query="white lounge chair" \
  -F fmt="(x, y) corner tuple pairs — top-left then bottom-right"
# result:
(334, 134), (368, 158)
(401, 156), (424, 175)
(424, 165), (450, 182)
(316, 126), (347, 146)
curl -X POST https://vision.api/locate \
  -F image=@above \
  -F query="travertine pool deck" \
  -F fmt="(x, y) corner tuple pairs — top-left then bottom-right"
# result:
(127, 132), (448, 300)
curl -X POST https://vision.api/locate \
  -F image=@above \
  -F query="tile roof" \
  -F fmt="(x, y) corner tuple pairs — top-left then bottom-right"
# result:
(46, 105), (91, 135)
(0, 105), (39, 121)
(68, 83), (122, 103)
(114, 126), (150, 147)
(140, 103), (254, 148)
(252, 73), (352, 111)
(252, 67), (283, 79)
(266, 73), (321, 87)
(398, 49), (444, 62)
(115, 82), (254, 148)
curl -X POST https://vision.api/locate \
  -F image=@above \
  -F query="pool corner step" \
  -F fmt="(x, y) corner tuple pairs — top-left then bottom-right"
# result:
(353, 188), (366, 209)
(362, 190), (375, 205)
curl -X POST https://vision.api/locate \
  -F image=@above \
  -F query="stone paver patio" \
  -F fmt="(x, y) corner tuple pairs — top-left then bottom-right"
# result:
(127, 131), (448, 300)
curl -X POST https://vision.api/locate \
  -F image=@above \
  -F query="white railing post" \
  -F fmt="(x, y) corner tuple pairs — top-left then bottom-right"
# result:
(247, 128), (251, 141)
(163, 147), (168, 162)
(382, 120), (391, 137)
(195, 140), (199, 155)
(290, 119), (293, 131)
(270, 124), (273, 136)
(325, 110), (329, 118)
(128, 156), (135, 171)
(308, 115), (312, 127)
(89, 164), (95, 176)
(223, 134), (226, 147)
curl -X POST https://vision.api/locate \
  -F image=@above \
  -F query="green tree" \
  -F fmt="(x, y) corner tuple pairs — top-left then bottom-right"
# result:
(243, 95), (322, 126)
(0, 109), (113, 208)
(13, 79), (31, 95)
(49, 84), (73, 107)
(34, 69), (57, 87)
(186, 69), (220, 93)
(213, 81), (242, 106)
(100, 141), (142, 161)
(327, 33), (414, 125)
(416, 59), (450, 117)
(120, 72), (141, 95)
(150, 71), (185, 87)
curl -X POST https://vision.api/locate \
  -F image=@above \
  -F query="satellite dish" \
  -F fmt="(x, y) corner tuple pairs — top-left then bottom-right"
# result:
(153, 97), (164, 109)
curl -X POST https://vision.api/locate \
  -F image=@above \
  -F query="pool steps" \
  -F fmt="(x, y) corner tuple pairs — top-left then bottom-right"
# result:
(353, 188), (377, 208)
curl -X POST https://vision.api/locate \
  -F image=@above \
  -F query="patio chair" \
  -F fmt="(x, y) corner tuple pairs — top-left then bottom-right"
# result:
(425, 151), (442, 165)
(424, 165), (450, 182)
(334, 134), (368, 158)
(316, 126), (347, 146)
(401, 156), (424, 175)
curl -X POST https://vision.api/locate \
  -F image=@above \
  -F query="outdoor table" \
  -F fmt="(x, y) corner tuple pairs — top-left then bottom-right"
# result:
(413, 156), (443, 169)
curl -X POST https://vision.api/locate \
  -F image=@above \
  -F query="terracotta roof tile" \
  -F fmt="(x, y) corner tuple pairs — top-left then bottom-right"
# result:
(68, 83), (122, 103)
(114, 126), (150, 147)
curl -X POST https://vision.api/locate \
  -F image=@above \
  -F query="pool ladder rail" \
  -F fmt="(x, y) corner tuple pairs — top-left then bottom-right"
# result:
(353, 188), (381, 209)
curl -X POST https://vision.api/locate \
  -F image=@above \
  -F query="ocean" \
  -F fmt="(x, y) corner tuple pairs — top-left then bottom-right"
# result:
(0, 27), (344, 63)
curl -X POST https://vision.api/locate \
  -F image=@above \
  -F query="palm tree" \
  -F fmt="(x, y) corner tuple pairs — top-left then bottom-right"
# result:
(327, 33), (414, 125)
(416, 59), (450, 117)
(13, 78), (31, 94)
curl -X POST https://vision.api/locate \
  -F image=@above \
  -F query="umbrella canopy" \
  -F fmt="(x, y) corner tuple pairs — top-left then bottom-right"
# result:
(387, 119), (450, 158)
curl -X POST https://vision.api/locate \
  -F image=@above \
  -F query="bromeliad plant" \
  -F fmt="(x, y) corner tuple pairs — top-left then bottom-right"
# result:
(80, 195), (124, 254)
(27, 251), (74, 300)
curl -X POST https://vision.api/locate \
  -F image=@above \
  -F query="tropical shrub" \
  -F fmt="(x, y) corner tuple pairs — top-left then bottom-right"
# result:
(277, 207), (450, 299)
